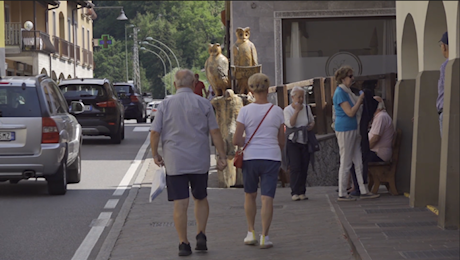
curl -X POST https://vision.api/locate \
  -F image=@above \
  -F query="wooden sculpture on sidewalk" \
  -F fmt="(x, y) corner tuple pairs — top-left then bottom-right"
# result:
(231, 27), (261, 94)
(211, 89), (254, 187)
(204, 43), (229, 96)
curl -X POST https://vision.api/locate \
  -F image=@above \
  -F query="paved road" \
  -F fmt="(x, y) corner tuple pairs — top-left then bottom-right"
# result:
(0, 120), (151, 260)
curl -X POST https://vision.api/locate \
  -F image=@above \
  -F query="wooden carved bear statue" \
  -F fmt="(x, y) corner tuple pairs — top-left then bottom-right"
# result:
(232, 27), (260, 94)
(205, 43), (229, 97)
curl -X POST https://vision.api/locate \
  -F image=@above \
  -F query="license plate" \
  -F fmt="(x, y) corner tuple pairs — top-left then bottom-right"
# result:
(84, 105), (92, 111)
(0, 131), (15, 141)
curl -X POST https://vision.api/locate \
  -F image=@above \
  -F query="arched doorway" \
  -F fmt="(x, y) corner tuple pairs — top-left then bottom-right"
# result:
(59, 73), (65, 80)
(395, 13), (419, 194)
(67, 75), (72, 79)
(423, 1), (448, 70)
(401, 14), (419, 79)
(59, 12), (65, 40)
(51, 71), (57, 81)
(40, 68), (48, 76)
(410, 1), (448, 208)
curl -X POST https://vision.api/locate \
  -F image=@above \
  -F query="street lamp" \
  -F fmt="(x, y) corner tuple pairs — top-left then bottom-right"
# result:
(91, 6), (128, 21)
(140, 47), (168, 97)
(125, 24), (135, 82)
(140, 41), (174, 91)
(144, 37), (180, 68)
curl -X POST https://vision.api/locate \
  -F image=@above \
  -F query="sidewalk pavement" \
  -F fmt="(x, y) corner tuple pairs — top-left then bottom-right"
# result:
(99, 159), (459, 260)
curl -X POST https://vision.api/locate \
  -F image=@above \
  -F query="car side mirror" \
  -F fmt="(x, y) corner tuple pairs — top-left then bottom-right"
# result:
(70, 101), (85, 114)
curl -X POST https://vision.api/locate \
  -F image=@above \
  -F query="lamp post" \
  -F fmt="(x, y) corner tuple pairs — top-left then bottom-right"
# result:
(144, 37), (180, 68)
(125, 24), (135, 82)
(140, 47), (167, 97)
(140, 41), (174, 92)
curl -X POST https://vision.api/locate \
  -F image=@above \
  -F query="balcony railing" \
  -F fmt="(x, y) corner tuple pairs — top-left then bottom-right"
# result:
(76, 45), (81, 63)
(82, 49), (88, 65)
(21, 30), (56, 54)
(53, 36), (60, 55)
(60, 39), (69, 58)
(69, 42), (75, 60)
(88, 51), (93, 68)
(5, 22), (21, 46)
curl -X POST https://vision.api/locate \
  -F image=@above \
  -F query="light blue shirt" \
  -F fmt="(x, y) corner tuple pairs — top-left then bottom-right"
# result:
(150, 87), (219, 175)
(333, 87), (358, 132)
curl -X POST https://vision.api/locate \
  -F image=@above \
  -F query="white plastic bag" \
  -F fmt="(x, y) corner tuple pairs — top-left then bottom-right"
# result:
(149, 166), (166, 202)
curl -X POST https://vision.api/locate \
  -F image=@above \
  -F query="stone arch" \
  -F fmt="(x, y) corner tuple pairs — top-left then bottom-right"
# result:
(67, 75), (72, 79)
(59, 73), (65, 80)
(40, 68), (48, 76)
(423, 1), (448, 70)
(51, 71), (57, 81)
(401, 14), (419, 79)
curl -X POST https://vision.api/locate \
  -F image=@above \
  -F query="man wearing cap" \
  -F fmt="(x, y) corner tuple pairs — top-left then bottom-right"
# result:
(437, 31), (449, 137)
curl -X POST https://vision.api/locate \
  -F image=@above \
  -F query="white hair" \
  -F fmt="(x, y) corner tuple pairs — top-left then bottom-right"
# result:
(290, 86), (305, 97)
(174, 69), (195, 88)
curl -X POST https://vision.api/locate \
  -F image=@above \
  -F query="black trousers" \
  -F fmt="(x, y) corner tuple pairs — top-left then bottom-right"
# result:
(350, 150), (383, 194)
(287, 140), (311, 196)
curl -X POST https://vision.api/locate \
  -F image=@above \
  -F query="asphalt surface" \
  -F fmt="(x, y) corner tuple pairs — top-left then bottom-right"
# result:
(0, 120), (152, 260)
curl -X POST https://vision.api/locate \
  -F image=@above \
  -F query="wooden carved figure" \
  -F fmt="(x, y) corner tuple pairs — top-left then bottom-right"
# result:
(205, 43), (229, 96)
(232, 27), (259, 94)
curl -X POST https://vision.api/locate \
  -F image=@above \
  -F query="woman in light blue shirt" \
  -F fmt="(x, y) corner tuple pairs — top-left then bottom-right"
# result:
(333, 66), (380, 201)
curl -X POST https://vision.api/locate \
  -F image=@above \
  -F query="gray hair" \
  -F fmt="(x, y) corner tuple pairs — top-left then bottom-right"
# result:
(377, 100), (386, 110)
(174, 69), (195, 88)
(290, 86), (305, 97)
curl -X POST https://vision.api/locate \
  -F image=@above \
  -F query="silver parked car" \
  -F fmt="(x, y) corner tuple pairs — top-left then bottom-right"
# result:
(0, 75), (85, 195)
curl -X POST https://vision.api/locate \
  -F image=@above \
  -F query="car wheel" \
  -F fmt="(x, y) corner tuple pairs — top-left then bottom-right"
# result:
(111, 124), (122, 144)
(67, 148), (81, 184)
(47, 155), (68, 195)
(121, 122), (125, 140)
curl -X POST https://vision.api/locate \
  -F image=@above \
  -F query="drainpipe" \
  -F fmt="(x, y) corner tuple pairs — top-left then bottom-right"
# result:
(47, 2), (60, 78)
(72, 3), (88, 78)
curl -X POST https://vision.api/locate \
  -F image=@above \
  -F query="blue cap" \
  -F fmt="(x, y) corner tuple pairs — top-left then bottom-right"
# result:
(440, 31), (448, 45)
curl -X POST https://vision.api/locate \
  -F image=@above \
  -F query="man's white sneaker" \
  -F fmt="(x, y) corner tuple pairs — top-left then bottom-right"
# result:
(244, 231), (257, 245)
(292, 195), (301, 201)
(259, 235), (273, 249)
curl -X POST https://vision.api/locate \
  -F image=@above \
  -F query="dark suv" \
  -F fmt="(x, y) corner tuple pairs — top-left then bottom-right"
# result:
(58, 78), (125, 144)
(113, 82), (146, 123)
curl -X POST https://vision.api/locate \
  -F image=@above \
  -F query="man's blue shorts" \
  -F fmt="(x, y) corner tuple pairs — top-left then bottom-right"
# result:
(166, 173), (208, 201)
(242, 160), (281, 198)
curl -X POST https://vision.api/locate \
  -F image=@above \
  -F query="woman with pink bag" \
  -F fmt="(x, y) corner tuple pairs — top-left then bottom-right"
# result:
(232, 73), (285, 249)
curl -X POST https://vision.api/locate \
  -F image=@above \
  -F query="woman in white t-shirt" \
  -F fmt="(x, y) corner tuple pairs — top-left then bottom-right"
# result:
(233, 73), (285, 249)
(283, 86), (315, 201)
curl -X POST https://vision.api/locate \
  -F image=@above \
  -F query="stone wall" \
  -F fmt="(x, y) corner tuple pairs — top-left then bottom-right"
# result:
(306, 133), (340, 187)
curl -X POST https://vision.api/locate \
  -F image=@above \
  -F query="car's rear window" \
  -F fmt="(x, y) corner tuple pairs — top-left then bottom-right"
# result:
(114, 85), (132, 94)
(59, 84), (106, 99)
(0, 87), (41, 117)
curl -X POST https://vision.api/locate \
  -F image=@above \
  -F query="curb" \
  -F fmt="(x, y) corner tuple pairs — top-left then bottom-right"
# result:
(95, 158), (152, 260)
(328, 194), (372, 260)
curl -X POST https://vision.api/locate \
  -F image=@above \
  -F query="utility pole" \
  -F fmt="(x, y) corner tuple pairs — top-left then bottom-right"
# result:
(132, 28), (141, 92)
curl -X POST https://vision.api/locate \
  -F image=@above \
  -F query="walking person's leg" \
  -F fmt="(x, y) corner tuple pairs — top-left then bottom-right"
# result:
(439, 112), (443, 138)
(336, 131), (356, 200)
(190, 173), (209, 251)
(299, 145), (310, 199)
(242, 160), (258, 245)
(166, 174), (193, 256)
(287, 140), (302, 200)
(259, 160), (280, 249)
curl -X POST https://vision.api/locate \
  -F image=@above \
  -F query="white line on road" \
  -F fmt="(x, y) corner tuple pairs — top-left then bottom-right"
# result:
(133, 126), (151, 132)
(104, 199), (119, 209)
(112, 134), (151, 196)
(71, 212), (112, 260)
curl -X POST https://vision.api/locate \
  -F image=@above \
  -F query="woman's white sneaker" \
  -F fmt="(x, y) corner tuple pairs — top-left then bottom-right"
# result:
(244, 231), (257, 245)
(259, 235), (273, 249)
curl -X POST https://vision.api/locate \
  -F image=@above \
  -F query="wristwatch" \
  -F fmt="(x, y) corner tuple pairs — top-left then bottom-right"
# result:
(217, 154), (226, 160)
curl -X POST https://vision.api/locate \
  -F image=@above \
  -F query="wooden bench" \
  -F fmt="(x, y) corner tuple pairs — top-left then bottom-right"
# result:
(367, 128), (402, 195)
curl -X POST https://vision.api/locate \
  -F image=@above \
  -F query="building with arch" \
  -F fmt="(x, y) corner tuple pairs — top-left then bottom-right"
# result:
(394, 1), (459, 229)
(3, 0), (94, 80)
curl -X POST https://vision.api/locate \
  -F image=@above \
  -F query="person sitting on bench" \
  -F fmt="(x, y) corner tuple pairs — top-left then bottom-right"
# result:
(350, 96), (394, 196)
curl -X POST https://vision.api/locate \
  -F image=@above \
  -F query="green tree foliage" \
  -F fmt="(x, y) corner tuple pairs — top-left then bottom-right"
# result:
(92, 1), (225, 98)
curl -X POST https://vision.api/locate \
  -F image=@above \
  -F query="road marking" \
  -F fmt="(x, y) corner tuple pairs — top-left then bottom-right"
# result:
(112, 134), (151, 196)
(104, 199), (119, 209)
(133, 126), (151, 132)
(71, 212), (112, 260)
